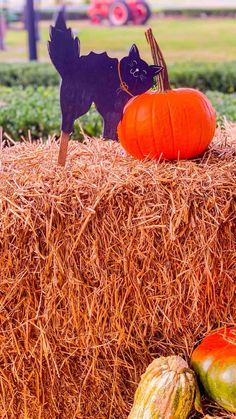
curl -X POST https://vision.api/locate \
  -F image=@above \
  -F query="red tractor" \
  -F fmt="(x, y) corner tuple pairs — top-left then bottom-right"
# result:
(87, 0), (151, 26)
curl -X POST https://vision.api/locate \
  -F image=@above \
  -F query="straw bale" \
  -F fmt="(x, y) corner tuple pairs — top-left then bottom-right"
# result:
(0, 125), (235, 418)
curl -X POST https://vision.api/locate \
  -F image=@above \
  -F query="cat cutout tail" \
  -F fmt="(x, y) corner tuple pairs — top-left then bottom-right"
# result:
(48, 11), (80, 78)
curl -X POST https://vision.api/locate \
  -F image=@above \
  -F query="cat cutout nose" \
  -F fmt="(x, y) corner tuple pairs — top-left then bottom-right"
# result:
(130, 68), (139, 77)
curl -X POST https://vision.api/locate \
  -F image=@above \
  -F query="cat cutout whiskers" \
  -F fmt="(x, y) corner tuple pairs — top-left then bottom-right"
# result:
(48, 11), (162, 165)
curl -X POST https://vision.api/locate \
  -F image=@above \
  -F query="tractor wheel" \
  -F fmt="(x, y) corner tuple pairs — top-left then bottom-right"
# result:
(132, 1), (151, 25)
(108, 1), (130, 26)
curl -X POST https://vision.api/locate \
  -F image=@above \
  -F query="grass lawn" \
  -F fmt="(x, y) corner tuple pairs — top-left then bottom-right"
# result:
(1, 17), (236, 64)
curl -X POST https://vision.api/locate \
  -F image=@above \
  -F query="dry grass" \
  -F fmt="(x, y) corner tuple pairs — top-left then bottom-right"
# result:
(0, 124), (235, 418)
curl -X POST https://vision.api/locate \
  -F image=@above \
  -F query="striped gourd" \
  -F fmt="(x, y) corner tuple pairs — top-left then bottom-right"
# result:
(129, 355), (201, 419)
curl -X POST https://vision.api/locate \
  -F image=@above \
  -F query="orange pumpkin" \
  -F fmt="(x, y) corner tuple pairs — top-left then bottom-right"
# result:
(118, 30), (216, 161)
(118, 89), (216, 161)
(191, 326), (236, 413)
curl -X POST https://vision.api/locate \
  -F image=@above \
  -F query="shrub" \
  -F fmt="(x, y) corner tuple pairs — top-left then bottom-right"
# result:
(0, 86), (102, 140)
(159, 8), (236, 18)
(0, 86), (235, 141)
(207, 90), (236, 123)
(39, 7), (87, 21)
(0, 86), (60, 139)
(169, 61), (236, 93)
(0, 63), (59, 88)
(1, 62), (236, 93)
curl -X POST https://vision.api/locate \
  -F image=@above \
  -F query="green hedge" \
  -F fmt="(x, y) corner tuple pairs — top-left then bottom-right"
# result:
(0, 86), (102, 140)
(158, 8), (236, 17)
(39, 8), (87, 21)
(0, 61), (236, 93)
(0, 63), (59, 88)
(169, 62), (236, 93)
(0, 86), (235, 140)
(207, 90), (236, 123)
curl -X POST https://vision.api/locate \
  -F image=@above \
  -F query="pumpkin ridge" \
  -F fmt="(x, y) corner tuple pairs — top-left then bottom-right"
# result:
(182, 95), (190, 159)
(148, 370), (172, 417)
(166, 94), (175, 160)
(197, 93), (211, 156)
(134, 98), (145, 159)
(152, 93), (159, 158)
(201, 91), (216, 141)
(161, 371), (176, 417)
(169, 372), (182, 416)
(151, 94), (158, 159)
(129, 360), (170, 417)
(177, 372), (188, 417)
(184, 372), (195, 413)
(153, 93), (168, 159)
(194, 94), (204, 157)
(181, 372), (190, 416)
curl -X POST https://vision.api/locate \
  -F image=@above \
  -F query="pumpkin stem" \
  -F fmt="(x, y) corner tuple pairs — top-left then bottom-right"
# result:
(145, 28), (171, 92)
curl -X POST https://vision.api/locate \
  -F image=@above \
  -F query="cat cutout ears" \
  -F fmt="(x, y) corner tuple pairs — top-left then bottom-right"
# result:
(48, 11), (163, 165)
(128, 44), (161, 76)
(118, 44), (162, 96)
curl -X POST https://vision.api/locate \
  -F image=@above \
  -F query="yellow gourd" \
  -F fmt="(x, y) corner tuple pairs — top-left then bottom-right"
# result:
(129, 355), (202, 419)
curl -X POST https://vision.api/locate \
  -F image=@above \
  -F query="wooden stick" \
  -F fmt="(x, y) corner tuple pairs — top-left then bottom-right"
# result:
(145, 28), (171, 92)
(58, 131), (70, 166)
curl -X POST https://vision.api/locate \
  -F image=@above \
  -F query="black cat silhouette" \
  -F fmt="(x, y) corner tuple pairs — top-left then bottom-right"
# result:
(48, 12), (162, 140)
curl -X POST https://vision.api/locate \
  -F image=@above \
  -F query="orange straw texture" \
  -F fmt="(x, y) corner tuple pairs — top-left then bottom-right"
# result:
(0, 124), (235, 418)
